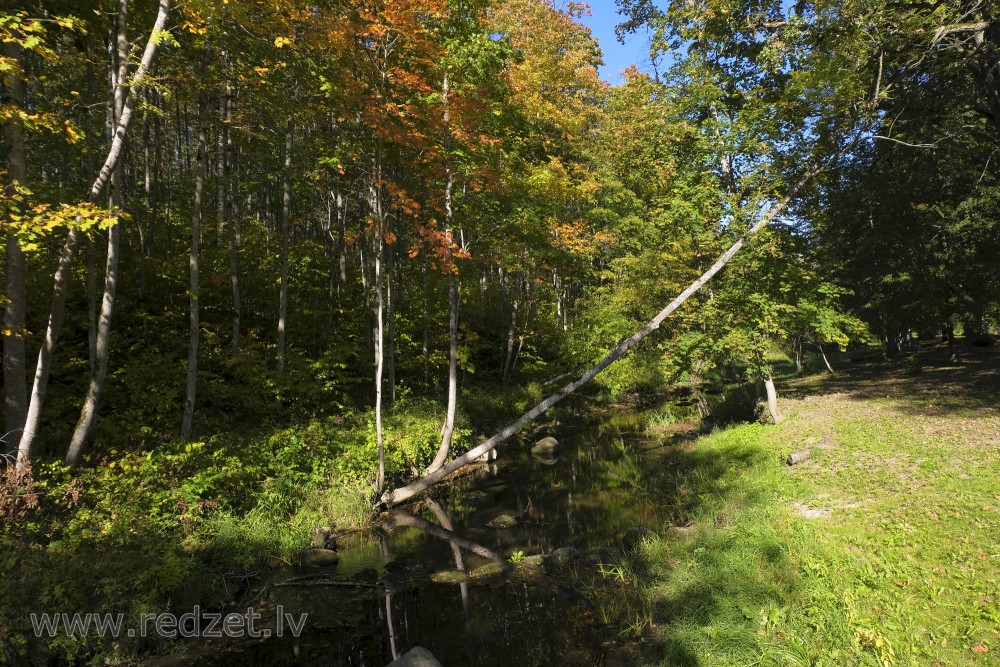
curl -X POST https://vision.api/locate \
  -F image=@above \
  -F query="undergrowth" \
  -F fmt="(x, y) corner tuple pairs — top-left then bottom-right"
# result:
(0, 384), (538, 664)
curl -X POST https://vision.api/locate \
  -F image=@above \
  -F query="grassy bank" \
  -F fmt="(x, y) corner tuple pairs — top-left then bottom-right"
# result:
(620, 345), (1000, 665)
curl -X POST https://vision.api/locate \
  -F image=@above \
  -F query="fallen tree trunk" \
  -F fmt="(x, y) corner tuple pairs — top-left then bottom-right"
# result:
(380, 163), (825, 508)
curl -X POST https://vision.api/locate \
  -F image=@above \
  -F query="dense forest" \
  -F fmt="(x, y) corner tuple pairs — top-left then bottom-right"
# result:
(2, 0), (999, 664)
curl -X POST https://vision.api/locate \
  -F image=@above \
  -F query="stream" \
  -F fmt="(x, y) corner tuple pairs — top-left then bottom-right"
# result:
(189, 411), (689, 666)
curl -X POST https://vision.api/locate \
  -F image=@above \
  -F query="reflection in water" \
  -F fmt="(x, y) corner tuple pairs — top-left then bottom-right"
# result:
(191, 415), (673, 666)
(379, 532), (400, 662)
(426, 498), (475, 663)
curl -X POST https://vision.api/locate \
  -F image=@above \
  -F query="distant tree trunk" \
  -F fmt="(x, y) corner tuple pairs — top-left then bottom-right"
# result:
(386, 240), (396, 405)
(502, 272), (520, 383)
(422, 264), (430, 386)
(793, 339), (803, 373)
(763, 375), (782, 423)
(276, 120), (292, 374)
(3, 40), (28, 458)
(227, 88), (242, 356)
(216, 87), (227, 245)
(337, 192), (347, 289)
(17, 0), (171, 469)
(510, 281), (537, 378)
(383, 161), (824, 507)
(181, 93), (209, 437)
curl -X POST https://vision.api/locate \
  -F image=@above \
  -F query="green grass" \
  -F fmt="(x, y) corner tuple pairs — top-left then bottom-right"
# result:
(632, 345), (1000, 666)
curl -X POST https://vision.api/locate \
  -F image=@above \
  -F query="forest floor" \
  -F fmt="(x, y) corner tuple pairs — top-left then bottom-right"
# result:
(625, 341), (1000, 666)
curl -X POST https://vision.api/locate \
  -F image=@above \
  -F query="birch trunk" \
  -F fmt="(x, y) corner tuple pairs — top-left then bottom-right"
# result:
(17, 0), (170, 469)
(427, 73), (459, 473)
(374, 232), (386, 490)
(428, 273), (458, 472)
(817, 343), (835, 374)
(65, 0), (132, 465)
(276, 120), (292, 374)
(181, 94), (209, 437)
(382, 163), (823, 507)
(386, 241), (396, 405)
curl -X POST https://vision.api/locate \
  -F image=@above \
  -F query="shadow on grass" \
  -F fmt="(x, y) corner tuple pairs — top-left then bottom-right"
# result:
(620, 426), (816, 666)
(780, 340), (1000, 417)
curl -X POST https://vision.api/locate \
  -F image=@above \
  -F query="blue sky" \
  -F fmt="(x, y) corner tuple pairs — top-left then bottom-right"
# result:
(573, 0), (652, 84)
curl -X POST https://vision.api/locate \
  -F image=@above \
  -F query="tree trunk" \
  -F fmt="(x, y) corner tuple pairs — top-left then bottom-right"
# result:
(216, 89), (227, 245)
(502, 272), (520, 383)
(382, 162), (823, 507)
(422, 264), (430, 387)
(763, 374), (782, 423)
(386, 240), (396, 405)
(428, 272), (458, 472)
(16, 0), (170, 469)
(428, 72), (459, 473)
(817, 342), (835, 374)
(181, 93), (209, 437)
(360, 242), (373, 361)
(89, 0), (170, 203)
(65, 0), (133, 465)
(227, 87), (242, 356)
(276, 120), (292, 374)
(337, 192), (347, 289)
(374, 232), (386, 491)
(65, 223), (121, 464)
(86, 239), (98, 374)
(2, 40), (28, 457)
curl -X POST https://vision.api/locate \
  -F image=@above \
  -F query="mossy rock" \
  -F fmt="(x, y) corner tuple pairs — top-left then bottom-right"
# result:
(531, 436), (560, 455)
(430, 569), (467, 584)
(486, 513), (517, 529)
(469, 561), (508, 580)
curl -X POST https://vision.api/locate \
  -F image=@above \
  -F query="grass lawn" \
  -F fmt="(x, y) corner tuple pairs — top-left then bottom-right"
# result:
(629, 344), (1000, 666)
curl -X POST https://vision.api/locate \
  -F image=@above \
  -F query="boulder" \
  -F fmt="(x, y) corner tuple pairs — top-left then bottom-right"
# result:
(387, 647), (443, 667)
(514, 554), (546, 570)
(549, 546), (580, 567)
(294, 548), (340, 567)
(531, 436), (559, 455)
